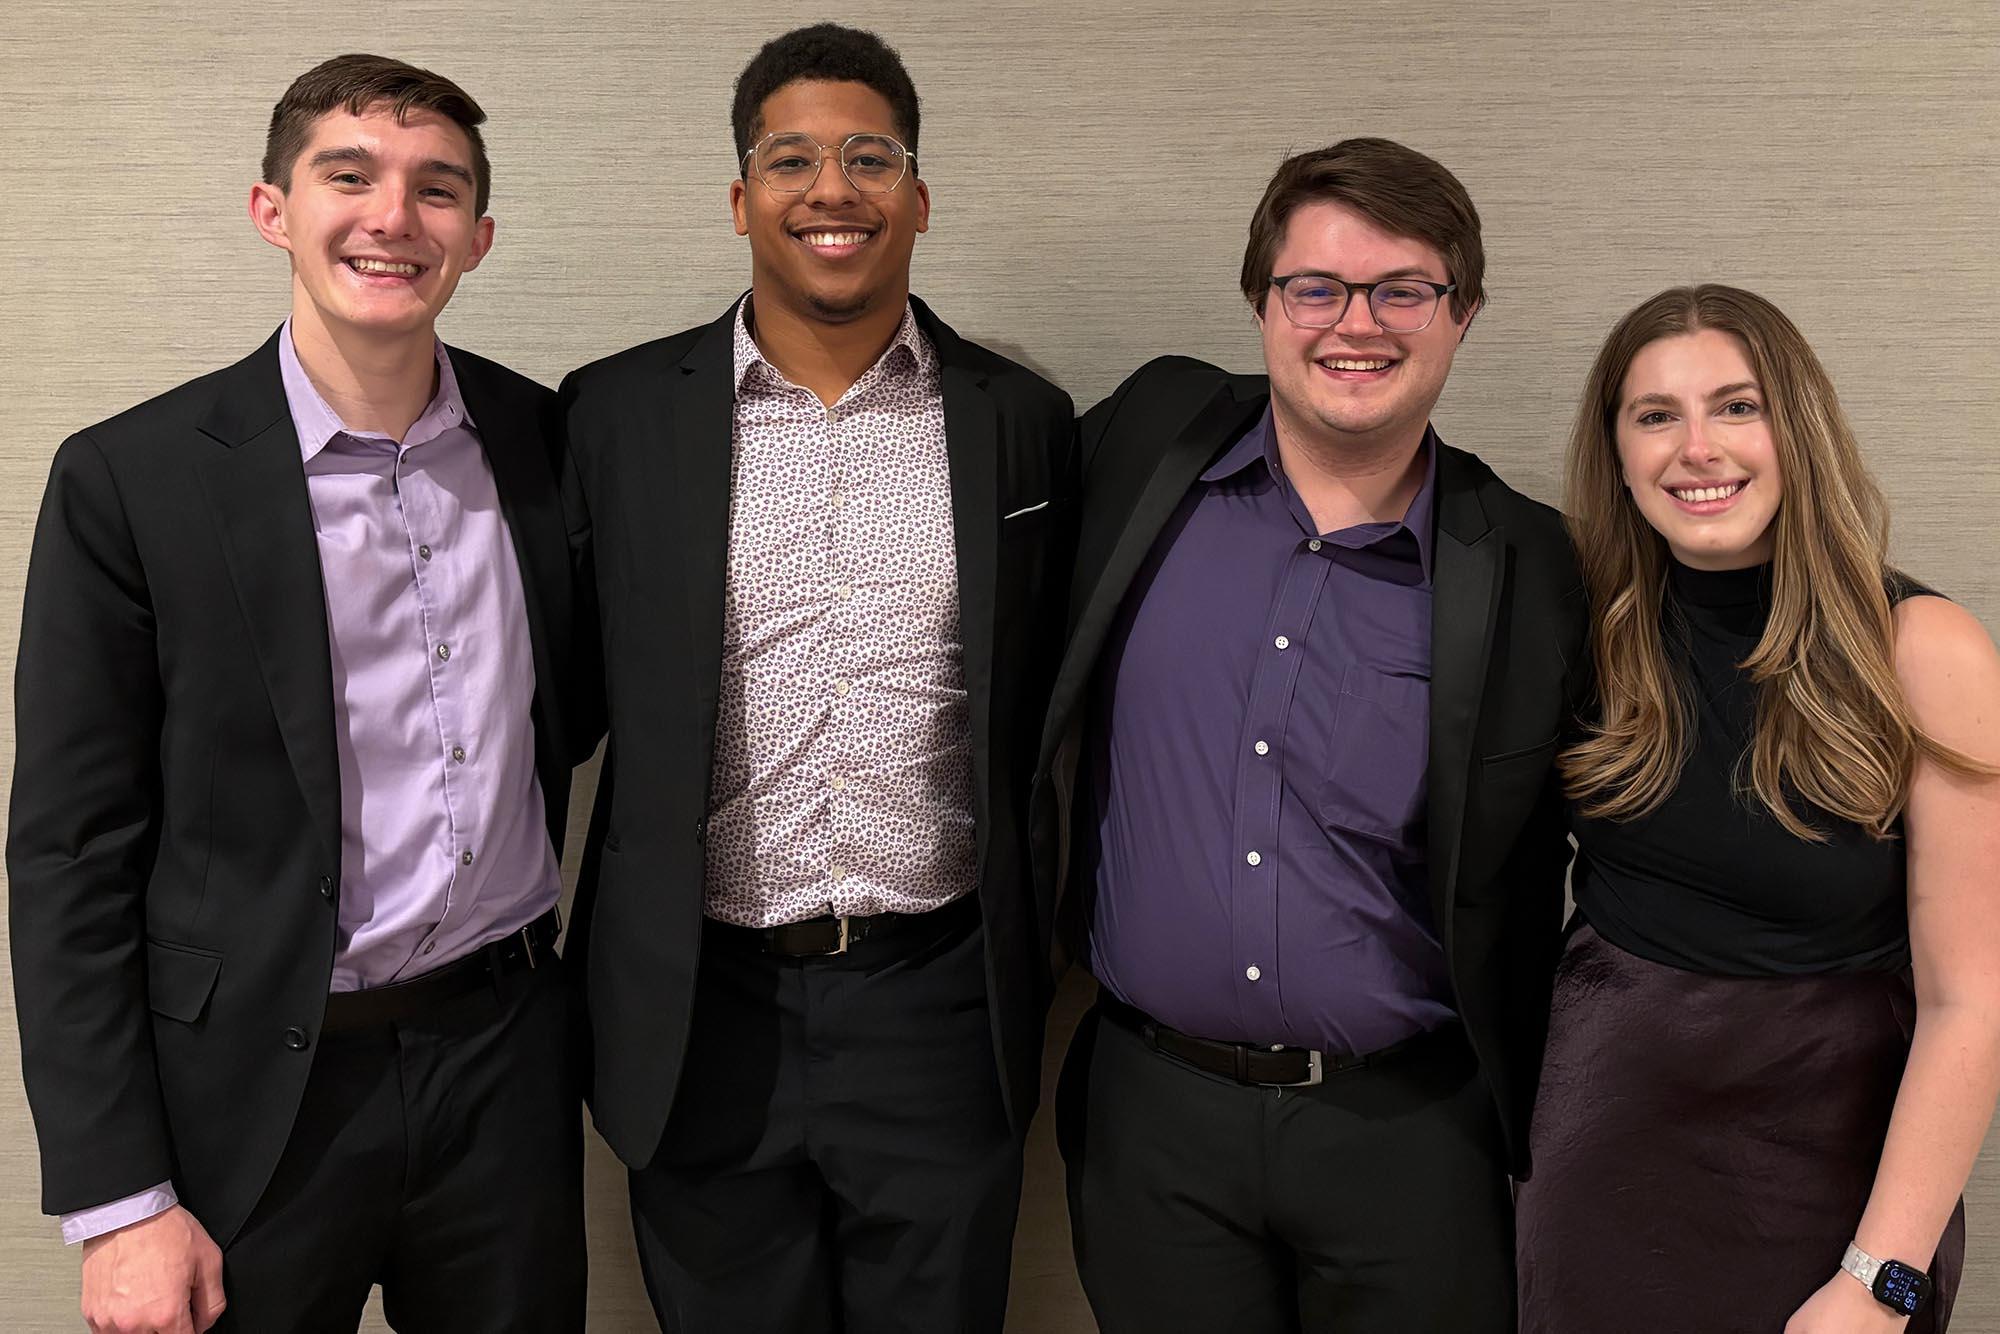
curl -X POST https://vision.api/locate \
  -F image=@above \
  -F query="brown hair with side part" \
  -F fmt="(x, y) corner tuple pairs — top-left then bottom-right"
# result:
(1239, 137), (1484, 323)
(263, 53), (492, 216)
(1561, 283), (1989, 841)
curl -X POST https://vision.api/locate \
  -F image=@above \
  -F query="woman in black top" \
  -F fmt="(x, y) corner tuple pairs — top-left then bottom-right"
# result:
(1516, 285), (2000, 1333)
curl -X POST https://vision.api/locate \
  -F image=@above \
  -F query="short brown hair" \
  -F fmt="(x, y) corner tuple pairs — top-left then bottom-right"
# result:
(263, 54), (491, 216)
(1240, 137), (1483, 323)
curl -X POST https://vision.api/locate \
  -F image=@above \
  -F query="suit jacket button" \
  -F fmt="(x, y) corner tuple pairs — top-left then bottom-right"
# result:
(317, 875), (335, 900)
(282, 1026), (310, 1051)
(694, 817), (707, 843)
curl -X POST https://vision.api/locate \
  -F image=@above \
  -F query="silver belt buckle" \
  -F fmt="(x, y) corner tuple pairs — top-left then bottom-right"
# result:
(520, 905), (558, 969)
(1275, 1050), (1324, 1087)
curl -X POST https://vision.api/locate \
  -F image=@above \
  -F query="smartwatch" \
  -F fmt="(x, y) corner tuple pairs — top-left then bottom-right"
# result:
(1841, 1242), (1932, 1317)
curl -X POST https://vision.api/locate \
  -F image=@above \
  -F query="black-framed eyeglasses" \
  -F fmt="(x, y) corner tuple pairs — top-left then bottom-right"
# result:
(741, 132), (916, 196)
(1269, 273), (1458, 332)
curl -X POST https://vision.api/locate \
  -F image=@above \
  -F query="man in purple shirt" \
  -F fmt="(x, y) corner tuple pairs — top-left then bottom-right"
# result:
(1035, 139), (1588, 1330)
(10, 55), (590, 1332)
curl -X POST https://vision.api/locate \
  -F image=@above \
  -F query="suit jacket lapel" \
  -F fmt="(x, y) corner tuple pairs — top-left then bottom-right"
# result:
(666, 305), (742, 755)
(913, 300), (1001, 870)
(451, 349), (571, 767)
(941, 361), (998, 864)
(1037, 382), (1264, 772)
(195, 332), (342, 868)
(1426, 445), (1504, 950)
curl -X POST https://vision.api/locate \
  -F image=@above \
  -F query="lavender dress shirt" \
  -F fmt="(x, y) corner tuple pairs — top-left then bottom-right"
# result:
(1087, 410), (1456, 1056)
(62, 323), (559, 1243)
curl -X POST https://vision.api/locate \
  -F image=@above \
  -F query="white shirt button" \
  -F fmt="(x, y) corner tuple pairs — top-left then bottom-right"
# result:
(1246, 965), (1262, 981)
(834, 679), (851, 697)
(836, 585), (853, 601)
(830, 865), (846, 882)
(1273, 635), (1290, 650)
(830, 776), (848, 791)
(830, 492), (846, 509)
(1254, 740), (1269, 756)
(1308, 539), (1323, 552)
(1246, 850), (1262, 866)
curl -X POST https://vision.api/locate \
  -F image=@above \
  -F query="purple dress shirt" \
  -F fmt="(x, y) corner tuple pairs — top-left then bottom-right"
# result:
(62, 323), (559, 1243)
(1087, 410), (1456, 1056)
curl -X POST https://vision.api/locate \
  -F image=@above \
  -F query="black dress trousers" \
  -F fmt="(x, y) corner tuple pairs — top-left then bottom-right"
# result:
(1059, 1000), (1514, 1334)
(628, 897), (1023, 1334)
(211, 959), (586, 1334)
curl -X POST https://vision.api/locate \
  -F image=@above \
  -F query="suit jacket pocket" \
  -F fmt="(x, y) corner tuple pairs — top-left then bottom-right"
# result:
(1480, 735), (1559, 770)
(1000, 496), (1069, 536)
(146, 938), (222, 1023)
(1317, 665), (1429, 842)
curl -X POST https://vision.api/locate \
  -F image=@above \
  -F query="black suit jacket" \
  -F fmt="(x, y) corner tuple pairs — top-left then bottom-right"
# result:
(7, 332), (584, 1242)
(1033, 357), (1585, 1175)
(559, 296), (1077, 1166)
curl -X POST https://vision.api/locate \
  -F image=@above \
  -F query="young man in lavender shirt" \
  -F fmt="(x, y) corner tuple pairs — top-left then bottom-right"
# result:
(10, 55), (591, 1333)
(1036, 139), (1588, 1331)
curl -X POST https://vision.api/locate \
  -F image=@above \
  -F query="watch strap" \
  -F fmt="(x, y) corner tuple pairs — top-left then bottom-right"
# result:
(1840, 1242), (1882, 1290)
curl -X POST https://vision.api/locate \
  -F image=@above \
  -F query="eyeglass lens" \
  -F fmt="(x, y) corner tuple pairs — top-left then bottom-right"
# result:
(753, 134), (908, 194)
(1280, 276), (1445, 331)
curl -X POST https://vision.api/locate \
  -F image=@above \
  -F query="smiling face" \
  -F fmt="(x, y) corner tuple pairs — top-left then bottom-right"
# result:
(1614, 327), (1783, 570)
(1256, 200), (1474, 457)
(250, 104), (493, 344)
(729, 78), (928, 325)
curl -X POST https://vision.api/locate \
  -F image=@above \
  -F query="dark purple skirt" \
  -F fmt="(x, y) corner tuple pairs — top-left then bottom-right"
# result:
(1517, 923), (1962, 1333)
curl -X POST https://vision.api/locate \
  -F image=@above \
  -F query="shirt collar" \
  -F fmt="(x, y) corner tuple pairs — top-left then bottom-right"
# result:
(278, 318), (473, 462)
(1204, 409), (1440, 581)
(731, 297), (932, 395)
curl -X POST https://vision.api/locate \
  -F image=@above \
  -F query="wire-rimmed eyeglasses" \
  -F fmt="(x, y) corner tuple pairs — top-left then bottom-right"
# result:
(741, 132), (916, 196)
(1269, 273), (1458, 332)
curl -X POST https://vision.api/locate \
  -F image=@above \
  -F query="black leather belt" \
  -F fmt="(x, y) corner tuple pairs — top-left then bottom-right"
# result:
(321, 907), (561, 1034)
(1098, 993), (1441, 1088)
(707, 893), (978, 958)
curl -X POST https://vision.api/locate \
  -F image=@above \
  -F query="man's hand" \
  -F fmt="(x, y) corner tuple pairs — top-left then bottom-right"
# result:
(80, 1205), (226, 1334)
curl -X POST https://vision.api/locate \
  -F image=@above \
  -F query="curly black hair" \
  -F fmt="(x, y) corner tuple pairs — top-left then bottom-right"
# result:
(731, 24), (921, 164)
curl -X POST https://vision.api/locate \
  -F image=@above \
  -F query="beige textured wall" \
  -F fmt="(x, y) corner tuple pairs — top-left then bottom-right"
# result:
(2, 0), (1996, 1328)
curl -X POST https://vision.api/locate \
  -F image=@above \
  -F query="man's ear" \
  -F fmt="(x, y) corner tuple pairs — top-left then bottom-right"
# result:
(1456, 297), (1484, 344)
(729, 178), (750, 237)
(249, 181), (292, 253)
(461, 214), (496, 272)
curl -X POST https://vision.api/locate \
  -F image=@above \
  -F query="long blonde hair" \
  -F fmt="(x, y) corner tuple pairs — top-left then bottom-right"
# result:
(1562, 284), (1946, 841)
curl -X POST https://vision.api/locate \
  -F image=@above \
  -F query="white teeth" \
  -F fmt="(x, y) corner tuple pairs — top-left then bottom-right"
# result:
(349, 258), (421, 276)
(1322, 358), (1391, 371)
(799, 232), (869, 249)
(1671, 482), (1746, 503)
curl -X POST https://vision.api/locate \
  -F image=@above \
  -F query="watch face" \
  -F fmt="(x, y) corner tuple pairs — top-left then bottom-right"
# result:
(1873, 1260), (1932, 1316)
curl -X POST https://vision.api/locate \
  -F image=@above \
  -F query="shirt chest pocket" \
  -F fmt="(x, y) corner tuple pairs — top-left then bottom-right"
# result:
(1315, 664), (1429, 842)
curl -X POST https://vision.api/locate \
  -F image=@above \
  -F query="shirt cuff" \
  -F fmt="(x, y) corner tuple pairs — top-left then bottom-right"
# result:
(59, 1183), (178, 1245)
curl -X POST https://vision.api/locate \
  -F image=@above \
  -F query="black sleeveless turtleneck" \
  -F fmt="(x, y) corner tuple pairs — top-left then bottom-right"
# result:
(1571, 560), (1917, 976)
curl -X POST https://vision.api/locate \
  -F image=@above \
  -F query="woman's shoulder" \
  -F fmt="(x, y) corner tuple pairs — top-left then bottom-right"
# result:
(1892, 591), (1999, 716)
